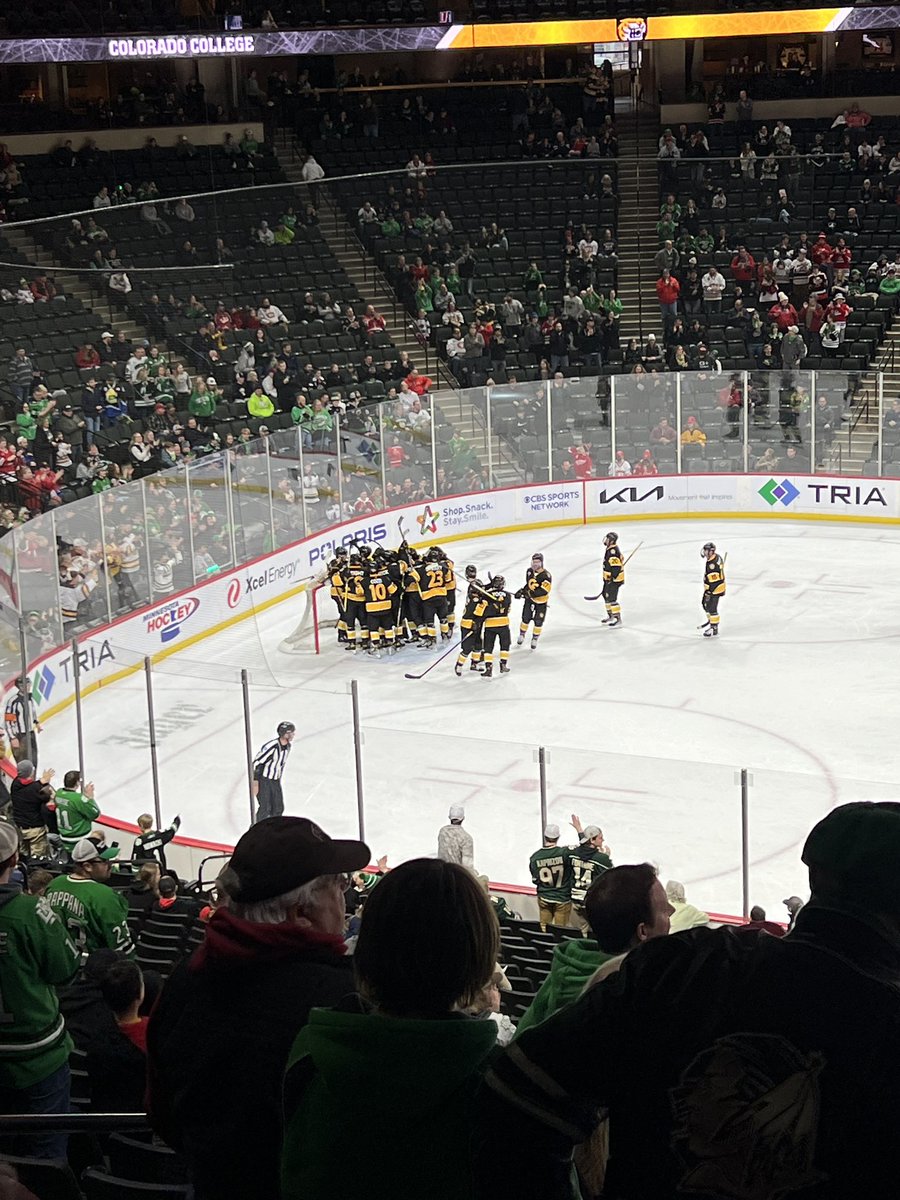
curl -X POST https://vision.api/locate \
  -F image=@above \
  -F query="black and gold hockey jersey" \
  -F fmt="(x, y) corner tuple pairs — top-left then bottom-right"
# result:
(482, 588), (512, 628)
(525, 567), (553, 604)
(704, 554), (726, 596)
(602, 544), (624, 584)
(343, 565), (367, 604)
(460, 581), (487, 630)
(364, 567), (397, 613)
(419, 559), (448, 601)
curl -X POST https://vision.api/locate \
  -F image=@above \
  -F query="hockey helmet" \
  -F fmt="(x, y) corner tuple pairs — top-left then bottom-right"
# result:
(490, 575), (506, 589)
(603, 531), (618, 546)
(277, 721), (296, 737)
(334, 545), (348, 558)
(465, 564), (478, 580)
(358, 543), (373, 557)
(349, 553), (362, 566)
(702, 541), (716, 556)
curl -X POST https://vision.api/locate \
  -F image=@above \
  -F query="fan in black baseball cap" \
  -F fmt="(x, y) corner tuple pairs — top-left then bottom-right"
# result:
(222, 816), (370, 904)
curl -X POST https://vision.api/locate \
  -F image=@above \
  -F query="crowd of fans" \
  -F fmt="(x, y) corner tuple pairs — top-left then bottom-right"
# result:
(2, 771), (898, 1200)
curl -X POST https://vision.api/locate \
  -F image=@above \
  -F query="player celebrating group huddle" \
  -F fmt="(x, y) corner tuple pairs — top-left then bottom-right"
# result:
(515, 553), (553, 650)
(455, 565), (487, 676)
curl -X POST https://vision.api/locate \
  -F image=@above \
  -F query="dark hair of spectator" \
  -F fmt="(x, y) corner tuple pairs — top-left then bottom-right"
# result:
(63, 770), (81, 789)
(354, 858), (498, 1017)
(585, 863), (659, 953)
(101, 959), (143, 1016)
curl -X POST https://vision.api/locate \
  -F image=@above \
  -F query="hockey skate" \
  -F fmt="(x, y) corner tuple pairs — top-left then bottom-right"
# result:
(703, 626), (718, 637)
(482, 664), (493, 678)
(606, 615), (622, 628)
(517, 633), (525, 645)
(500, 661), (510, 674)
(470, 660), (482, 673)
(601, 615), (613, 624)
(454, 662), (463, 677)
(531, 638), (538, 650)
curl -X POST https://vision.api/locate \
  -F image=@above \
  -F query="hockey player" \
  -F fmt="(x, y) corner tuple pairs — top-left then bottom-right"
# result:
(601, 531), (625, 628)
(481, 575), (512, 678)
(327, 546), (349, 643)
(442, 552), (458, 634)
(398, 542), (423, 644)
(516, 552), (553, 649)
(529, 823), (573, 930)
(342, 553), (369, 651)
(364, 551), (398, 655)
(701, 541), (726, 637)
(418, 547), (450, 646)
(455, 565), (487, 676)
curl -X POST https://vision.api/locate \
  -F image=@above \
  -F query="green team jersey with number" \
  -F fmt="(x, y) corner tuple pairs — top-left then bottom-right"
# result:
(567, 847), (614, 905)
(45, 874), (135, 959)
(529, 846), (573, 903)
(53, 788), (101, 848)
(0, 887), (80, 1088)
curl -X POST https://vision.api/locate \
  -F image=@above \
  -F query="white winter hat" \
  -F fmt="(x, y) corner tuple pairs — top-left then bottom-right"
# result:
(544, 824), (560, 840)
(448, 804), (465, 821)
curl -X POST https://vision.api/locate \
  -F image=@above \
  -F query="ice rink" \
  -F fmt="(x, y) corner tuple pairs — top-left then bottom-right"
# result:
(40, 518), (900, 919)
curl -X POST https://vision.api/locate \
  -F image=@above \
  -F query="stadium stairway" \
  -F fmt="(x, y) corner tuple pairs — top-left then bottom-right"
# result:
(2, 220), (154, 348)
(833, 324), (900, 474)
(613, 109), (661, 346)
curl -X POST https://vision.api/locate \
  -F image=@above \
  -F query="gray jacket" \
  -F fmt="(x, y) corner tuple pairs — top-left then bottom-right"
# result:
(437, 823), (474, 870)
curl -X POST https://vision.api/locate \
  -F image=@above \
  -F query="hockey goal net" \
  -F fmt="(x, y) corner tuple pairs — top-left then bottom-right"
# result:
(279, 580), (339, 655)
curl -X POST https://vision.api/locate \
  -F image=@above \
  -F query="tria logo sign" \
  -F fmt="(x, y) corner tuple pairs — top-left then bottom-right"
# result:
(144, 596), (200, 644)
(759, 479), (888, 508)
(59, 639), (115, 682)
(595, 484), (664, 505)
(758, 478), (800, 507)
(31, 665), (55, 708)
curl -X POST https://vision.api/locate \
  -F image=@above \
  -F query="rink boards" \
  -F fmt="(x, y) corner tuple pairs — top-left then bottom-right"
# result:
(11, 471), (900, 723)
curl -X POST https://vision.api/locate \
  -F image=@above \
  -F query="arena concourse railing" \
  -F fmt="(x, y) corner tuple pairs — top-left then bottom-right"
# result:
(2, 369), (897, 921)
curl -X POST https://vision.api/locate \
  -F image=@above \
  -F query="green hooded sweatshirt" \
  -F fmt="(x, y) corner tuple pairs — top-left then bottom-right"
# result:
(515, 938), (615, 1036)
(282, 1001), (497, 1200)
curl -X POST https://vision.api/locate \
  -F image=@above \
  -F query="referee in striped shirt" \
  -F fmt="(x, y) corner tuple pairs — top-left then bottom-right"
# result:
(252, 721), (296, 823)
(4, 675), (41, 768)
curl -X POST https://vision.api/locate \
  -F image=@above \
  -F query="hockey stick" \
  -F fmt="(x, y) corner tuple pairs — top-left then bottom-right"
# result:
(584, 542), (643, 601)
(404, 639), (460, 680)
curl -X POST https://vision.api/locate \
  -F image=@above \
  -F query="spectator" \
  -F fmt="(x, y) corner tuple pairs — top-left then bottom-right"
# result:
(664, 880), (710, 932)
(437, 804), (474, 870)
(45, 838), (135, 958)
(479, 802), (900, 1199)
(125, 863), (161, 913)
(10, 760), (54, 859)
(656, 269), (680, 323)
(148, 816), (370, 1200)
(608, 450), (631, 477)
(568, 815), (613, 936)
(86, 959), (149, 1112)
(701, 265), (726, 312)
(0, 819), (79, 1161)
(650, 416), (677, 445)
(152, 876), (200, 918)
(7, 348), (34, 405)
(281, 859), (499, 1200)
(681, 415), (707, 446)
(517, 863), (673, 1035)
(781, 325), (808, 372)
(631, 449), (658, 476)
(52, 771), (99, 855)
